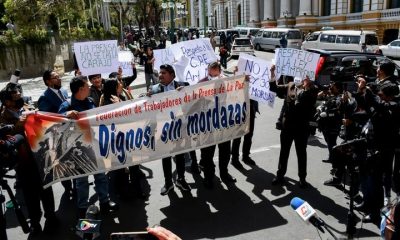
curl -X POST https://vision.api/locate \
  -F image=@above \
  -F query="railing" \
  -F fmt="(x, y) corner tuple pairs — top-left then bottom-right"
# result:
(318, 15), (331, 23)
(346, 12), (362, 21)
(381, 8), (400, 18)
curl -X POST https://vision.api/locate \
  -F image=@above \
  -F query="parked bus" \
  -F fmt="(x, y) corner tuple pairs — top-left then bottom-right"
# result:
(301, 30), (379, 52)
(252, 28), (303, 51)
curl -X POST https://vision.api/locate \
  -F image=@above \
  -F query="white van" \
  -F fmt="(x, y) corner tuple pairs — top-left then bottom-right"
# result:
(301, 30), (379, 52)
(252, 28), (303, 51)
(214, 29), (240, 46)
(234, 27), (261, 38)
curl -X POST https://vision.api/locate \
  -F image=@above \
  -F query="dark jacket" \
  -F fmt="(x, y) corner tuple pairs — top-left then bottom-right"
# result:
(89, 86), (102, 107)
(270, 81), (317, 131)
(58, 96), (95, 114)
(37, 88), (69, 113)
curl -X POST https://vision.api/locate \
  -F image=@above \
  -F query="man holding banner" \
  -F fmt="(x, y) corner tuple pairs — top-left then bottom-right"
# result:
(199, 62), (236, 188)
(59, 76), (118, 218)
(149, 64), (191, 195)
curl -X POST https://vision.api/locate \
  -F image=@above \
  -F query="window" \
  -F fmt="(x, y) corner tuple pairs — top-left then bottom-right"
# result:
(240, 30), (247, 35)
(307, 33), (320, 41)
(320, 34), (336, 43)
(336, 35), (360, 44)
(287, 31), (301, 39)
(390, 40), (400, 47)
(352, 0), (363, 13)
(250, 29), (259, 35)
(271, 32), (279, 38)
(234, 39), (251, 45)
(365, 35), (378, 45)
(257, 31), (263, 37)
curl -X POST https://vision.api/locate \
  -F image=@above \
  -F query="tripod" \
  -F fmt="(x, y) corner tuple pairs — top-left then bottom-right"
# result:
(345, 153), (357, 239)
(0, 169), (30, 240)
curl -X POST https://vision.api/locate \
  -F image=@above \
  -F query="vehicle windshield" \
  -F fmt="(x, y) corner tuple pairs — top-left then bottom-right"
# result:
(234, 39), (252, 45)
(287, 31), (301, 39)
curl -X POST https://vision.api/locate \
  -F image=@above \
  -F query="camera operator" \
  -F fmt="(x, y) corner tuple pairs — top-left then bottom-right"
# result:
(0, 83), (58, 236)
(356, 78), (400, 223)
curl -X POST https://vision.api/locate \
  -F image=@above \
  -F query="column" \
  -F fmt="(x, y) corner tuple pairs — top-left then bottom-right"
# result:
(299, 0), (312, 15)
(280, 0), (292, 17)
(263, 0), (274, 20)
(199, 0), (204, 28)
(190, 0), (196, 27)
(207, 0), (211, 27)
(249, 0), (260, 23)
(312, 0), (319, 16)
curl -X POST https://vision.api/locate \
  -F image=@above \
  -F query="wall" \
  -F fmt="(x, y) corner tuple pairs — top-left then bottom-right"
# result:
(0, 39), (75, 81)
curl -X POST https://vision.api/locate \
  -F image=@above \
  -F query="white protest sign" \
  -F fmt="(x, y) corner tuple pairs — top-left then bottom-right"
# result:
(153, 48), (175, 71)
(100, 51), (134, 79)
(170, 38), (218, 85)
(274, 48), (320, 80)
(74, 40), (119, 76)
(118, 50), (134, 62)
(237, 53), (276, 106)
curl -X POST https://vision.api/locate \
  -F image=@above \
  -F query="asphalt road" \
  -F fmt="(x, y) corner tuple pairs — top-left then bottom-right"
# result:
(4, 49), (386, 240)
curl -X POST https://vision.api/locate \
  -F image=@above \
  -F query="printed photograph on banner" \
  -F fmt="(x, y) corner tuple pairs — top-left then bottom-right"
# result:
(74, 40), (119, 76)
(237, 53), (276, 106)
(274, 48), (320, 80)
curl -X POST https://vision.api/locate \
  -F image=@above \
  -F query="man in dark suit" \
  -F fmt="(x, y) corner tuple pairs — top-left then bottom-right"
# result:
(38, 69), (74, 195)
(148, 64), (191, 195)
(198, 62), (236, 188)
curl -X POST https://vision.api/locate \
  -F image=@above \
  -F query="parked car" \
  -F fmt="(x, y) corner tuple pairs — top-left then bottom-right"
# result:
(252, 28), (302, 51)
(308, 49), (400, 93)
(230, 37), (255, 58)
(379, 39), (400, 59)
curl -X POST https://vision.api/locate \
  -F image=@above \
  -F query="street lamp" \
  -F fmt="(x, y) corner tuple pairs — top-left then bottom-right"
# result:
(176, 3), (188, 27)
(162, 0), (175, 42)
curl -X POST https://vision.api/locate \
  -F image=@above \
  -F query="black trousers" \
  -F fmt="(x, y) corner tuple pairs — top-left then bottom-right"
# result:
(162, 154), (186, 185)
(16, 143), (55, 225)
(232, 104), (255, 160)
(200, 141), (231, 180)
(276, 129), (309, 180)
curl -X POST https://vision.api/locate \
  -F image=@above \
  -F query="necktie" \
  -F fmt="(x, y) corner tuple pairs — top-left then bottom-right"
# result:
(58, 90), (66, 101)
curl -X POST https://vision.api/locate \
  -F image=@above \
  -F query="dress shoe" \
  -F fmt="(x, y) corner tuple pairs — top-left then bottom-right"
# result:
(29, 223), (42, 237)
(231, 159), (244, 170)
(100, 200), (119, 213)
(354, 202), (366, 211)
(160, 183), (174, 195)
(175, 178), (191, 191)
(271, 177), (285, 185)
(323, 177), (341, 186)
(220, 173), (237, 183)
(298, 179), (308, 189)
(242, 157), (256, 165)
(362, 214), (379, 223)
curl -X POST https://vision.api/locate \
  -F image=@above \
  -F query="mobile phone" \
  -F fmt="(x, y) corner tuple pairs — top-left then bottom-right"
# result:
(110, 231), (158, 240)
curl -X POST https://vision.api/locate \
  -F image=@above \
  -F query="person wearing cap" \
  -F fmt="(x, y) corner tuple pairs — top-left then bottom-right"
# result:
(148, 64), (191, 195)
(269, 65), (318, 188)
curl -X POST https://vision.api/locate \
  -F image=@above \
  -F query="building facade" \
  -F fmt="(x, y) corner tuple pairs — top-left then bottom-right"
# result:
(162, 0), (400, 43)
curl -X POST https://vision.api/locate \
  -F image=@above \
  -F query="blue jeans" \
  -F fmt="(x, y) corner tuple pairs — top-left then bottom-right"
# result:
(76, 173), (109, 209)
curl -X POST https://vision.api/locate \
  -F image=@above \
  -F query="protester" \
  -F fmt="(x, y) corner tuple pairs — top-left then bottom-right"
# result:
(269, 66), (318, 188)
(37, 70), (75, 196)
(144, 47), (158, 90)
(88, 74), (103, 107)
(279, 34), (288, 48)
(219, 43), (229, 70)
(148, 64), (191, 195)
(198, 62), (236, 188)
(58, 76), (119, 218)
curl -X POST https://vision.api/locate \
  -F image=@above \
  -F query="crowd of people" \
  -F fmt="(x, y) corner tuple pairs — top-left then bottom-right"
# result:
(1, 39), (400, 239)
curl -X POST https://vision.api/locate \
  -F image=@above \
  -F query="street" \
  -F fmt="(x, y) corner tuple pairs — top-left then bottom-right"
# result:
(4, 49), (385, 240)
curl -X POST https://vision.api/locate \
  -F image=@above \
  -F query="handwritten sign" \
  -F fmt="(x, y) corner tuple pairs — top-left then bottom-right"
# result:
(274, 48), (320, 80)
(74, 40), (119, 76)
(153, 48), (175, 71)
(237, 54), (275, 106)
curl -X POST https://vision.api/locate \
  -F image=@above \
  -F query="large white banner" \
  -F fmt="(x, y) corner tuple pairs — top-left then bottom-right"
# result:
(237, 54), (276, 106)
(74, 40), (119, 76)
(274, 48), (320, 80)
(25, 76), (249, 188)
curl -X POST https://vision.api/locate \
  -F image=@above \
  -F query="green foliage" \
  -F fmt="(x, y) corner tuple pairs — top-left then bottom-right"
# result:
(0, 29), (50, 48)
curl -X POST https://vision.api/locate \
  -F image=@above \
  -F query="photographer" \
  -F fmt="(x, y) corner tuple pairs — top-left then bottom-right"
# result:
(356, 78), (400, 222)
(0, 83), (58, 236)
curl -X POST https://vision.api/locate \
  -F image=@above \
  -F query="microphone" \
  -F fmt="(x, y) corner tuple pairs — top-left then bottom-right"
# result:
(290, 197), (325, 233)
(76, 205), (101, 240)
